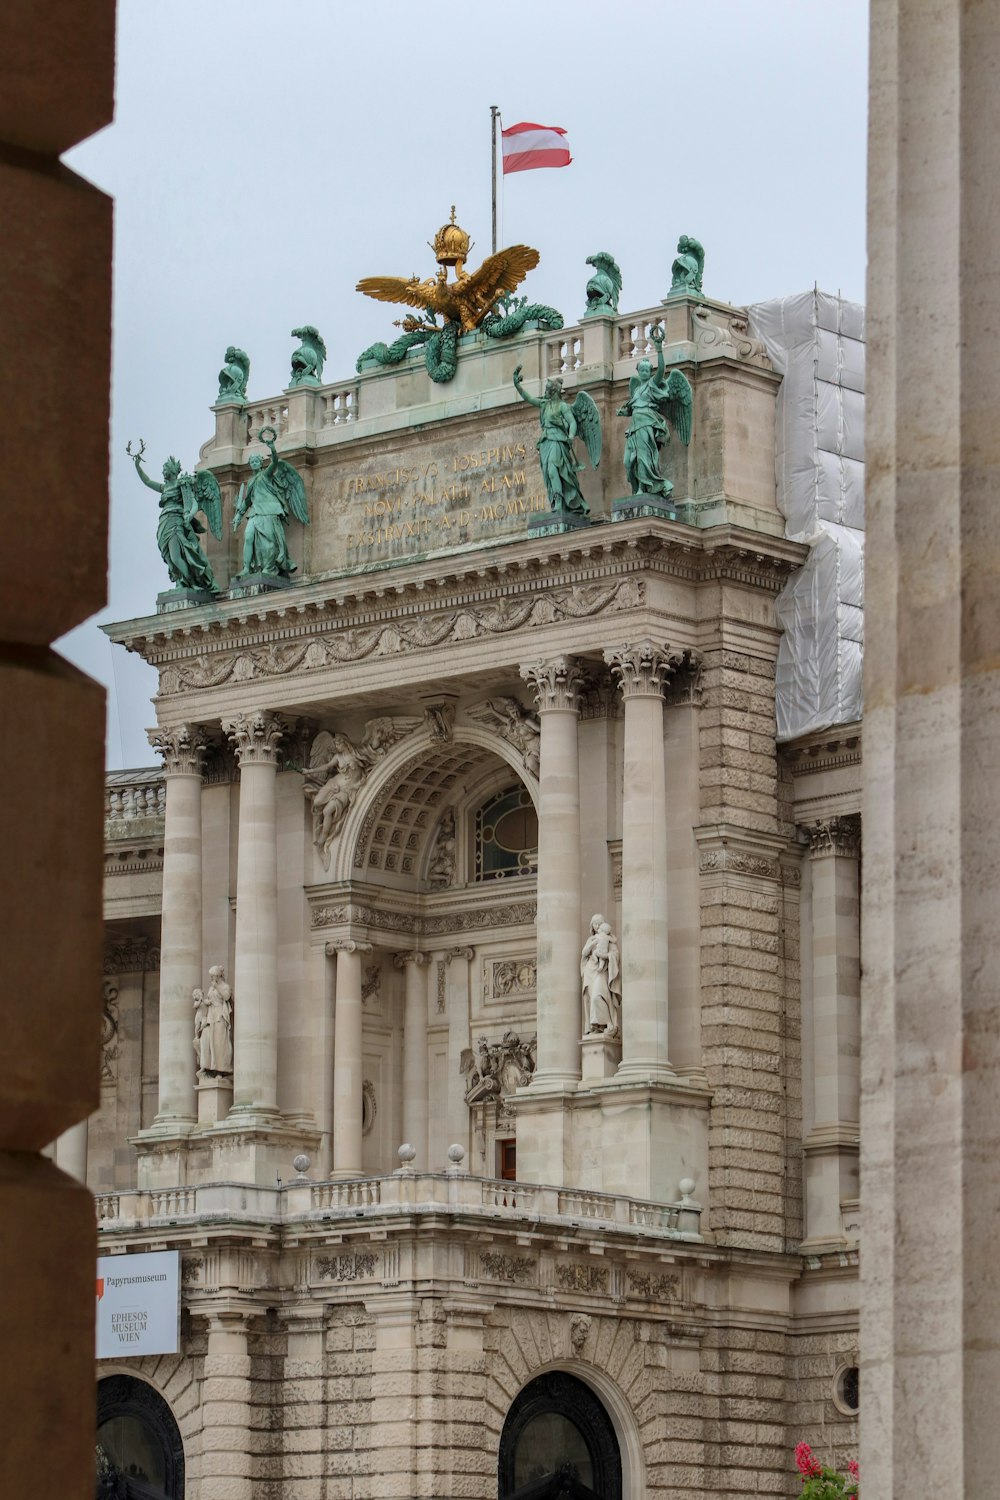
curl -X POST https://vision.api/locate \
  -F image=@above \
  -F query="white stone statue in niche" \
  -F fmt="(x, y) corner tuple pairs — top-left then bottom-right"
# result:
(581, 914), (622, 1038)
(427, 807), (457, 886)
(193, 965), (234, 1076)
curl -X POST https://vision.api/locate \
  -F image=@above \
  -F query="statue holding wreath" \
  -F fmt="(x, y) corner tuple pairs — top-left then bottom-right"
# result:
(232, 426), (310, 578)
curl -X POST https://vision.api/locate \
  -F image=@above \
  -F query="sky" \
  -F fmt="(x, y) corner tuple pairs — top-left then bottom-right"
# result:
(58, 0), (870, 769)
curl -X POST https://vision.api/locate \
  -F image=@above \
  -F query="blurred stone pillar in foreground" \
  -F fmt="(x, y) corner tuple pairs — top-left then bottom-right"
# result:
(863, 4), (1000, 1496)
(0, 5), (116, 1497)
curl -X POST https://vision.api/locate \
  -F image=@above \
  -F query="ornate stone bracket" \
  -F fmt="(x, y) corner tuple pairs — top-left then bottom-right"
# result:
(806, 815), (862, 858)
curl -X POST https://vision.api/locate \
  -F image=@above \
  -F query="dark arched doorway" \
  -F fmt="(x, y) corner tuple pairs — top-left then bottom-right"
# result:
(499, 1371), (622, 1500)
(96, 1375), (184, 1499)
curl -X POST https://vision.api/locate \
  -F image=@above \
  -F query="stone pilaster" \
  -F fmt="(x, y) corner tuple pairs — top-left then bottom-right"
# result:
(199, 1309), (254, 1500)
(864, 6), (1000, 1492)
(395, 951), (429, 1165)
(605, 641), (681, 1082)
(226, 711), (284, 1117)
(802, 816), (861, 1250)
(519, 656), (584, 1090)
(327, 939), (373, 1176)
(148, 723), (207, 1127)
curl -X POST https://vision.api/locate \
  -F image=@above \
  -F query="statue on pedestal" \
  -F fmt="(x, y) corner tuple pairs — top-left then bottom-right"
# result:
(193, 966), (233, 1076)
(289, 326), (326, 386)
(668, 234), (705, 296)
(617, 327), (693, 499)
(584, 251), (622, 315)
(581, 914), (622, 1038)
(232, 426), (310, 578)
(512, 366), (601, 518)
(127, 439), (223, 594)
(217, 345), (250, 405)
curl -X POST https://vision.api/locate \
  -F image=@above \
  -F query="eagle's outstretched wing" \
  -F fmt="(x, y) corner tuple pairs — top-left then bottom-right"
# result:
(571, 391), (602, 470)
(661, 368), (693, 446)
(193, 470), (223, 539)
(356, 274), (442, 315)
(454, 245), (540, 329)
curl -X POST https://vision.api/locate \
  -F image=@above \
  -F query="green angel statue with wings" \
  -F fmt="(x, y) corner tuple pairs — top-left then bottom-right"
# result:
(127, 440), (223, 594)
(512, 366), (601, 518)
(617, 326), (692, 500)
(233, 426), (310, 578)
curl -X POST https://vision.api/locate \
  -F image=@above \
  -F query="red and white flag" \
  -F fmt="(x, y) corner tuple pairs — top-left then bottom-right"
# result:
(501, 122), (572, 175)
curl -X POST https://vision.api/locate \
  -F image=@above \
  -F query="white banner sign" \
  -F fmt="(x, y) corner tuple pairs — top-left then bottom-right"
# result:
(97, 1250), (180, 1359)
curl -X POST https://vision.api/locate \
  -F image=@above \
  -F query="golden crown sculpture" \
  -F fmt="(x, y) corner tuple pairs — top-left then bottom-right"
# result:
(431, 207), (472, 272)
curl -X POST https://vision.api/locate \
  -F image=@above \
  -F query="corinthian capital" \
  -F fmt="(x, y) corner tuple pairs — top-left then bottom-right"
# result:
(519, 656), (584, 712)
(604, 641), (684, 699)
(225, 711), (286, 766)
(148, 723), (207, 776)
(806, 815), (861, 858)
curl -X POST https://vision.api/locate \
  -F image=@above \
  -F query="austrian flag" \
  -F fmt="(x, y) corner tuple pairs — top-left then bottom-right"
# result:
(501, 122), (572, 175)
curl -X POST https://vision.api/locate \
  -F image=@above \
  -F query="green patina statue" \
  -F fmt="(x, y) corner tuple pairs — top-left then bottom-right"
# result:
(233, 426), (310, 578)
(289, 326), (326, 387)
(513, 367), (601, 518)
(668, 235), (705, 297)
(584, 252), (622, 316)
(128, 440), (222, 594)
(617, 327), (693, 498)
(217, 346), (250, 405)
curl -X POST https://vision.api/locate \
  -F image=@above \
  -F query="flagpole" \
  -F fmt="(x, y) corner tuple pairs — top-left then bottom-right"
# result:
(491, 105), (500, 254)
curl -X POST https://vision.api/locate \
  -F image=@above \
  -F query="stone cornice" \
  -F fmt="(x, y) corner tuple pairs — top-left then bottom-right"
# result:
(781, 723), (862, 778)
(103, 522), (808, 671)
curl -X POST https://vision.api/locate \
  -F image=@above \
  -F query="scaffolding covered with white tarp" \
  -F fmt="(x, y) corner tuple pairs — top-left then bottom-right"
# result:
(747, 290), (865, 740)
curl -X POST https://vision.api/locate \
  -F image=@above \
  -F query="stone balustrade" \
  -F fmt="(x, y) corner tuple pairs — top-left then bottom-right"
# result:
(96, 1172), (703, 1241)
(105, 770), (166, 836)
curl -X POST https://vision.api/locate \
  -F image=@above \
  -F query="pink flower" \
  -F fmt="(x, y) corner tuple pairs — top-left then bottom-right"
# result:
(795, 1442), (822, 1478)
(847, 1459), (860, 1478)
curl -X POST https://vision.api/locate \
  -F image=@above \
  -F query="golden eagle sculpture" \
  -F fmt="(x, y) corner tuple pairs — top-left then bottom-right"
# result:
(356, 209), (563, 384)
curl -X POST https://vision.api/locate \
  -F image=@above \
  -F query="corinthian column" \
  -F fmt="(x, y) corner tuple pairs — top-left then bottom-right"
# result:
(326, 939), (372, 1176)
(395, 951), (429, 1163)
(803, 815), (861, 1249)
(149, 724), (206, 1126)
(226, 711), (284, 1116)
(519, 656), (584, 1088)
(605, 642), (679, 1082)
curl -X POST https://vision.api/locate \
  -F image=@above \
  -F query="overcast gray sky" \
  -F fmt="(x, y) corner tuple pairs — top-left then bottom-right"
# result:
(58, 0), (870, 769)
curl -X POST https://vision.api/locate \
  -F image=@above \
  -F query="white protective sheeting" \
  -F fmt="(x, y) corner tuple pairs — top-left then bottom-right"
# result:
(747, 290), (866, 740)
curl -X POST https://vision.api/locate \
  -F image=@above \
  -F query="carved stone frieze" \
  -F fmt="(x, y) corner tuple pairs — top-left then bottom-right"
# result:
(311, 899), (535, 936)
(148, 722), (207, 776)
(625, 1268), (680, 1300)
(104, 939), (161, 974)
(225, 711), (285, 766)
(555, 1262), (609, 1294)
(698, 847), (779, 880)
(316, 1251), (378, 1282)
(807, 814), (862, 858)
(480, 1252), (535, 1284)
(484, 956), (537, 1002)
(156, 579), (645, 696)
(519, 656), (585, 713)
(604, 640), (685, 699)
(101, 979), (120, 1083)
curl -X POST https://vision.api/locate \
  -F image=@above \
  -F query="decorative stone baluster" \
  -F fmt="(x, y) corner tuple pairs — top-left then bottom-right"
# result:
(326, 939), (373, 1176)
(519, 656), (584, 1088)
(395, 951), (429, 1163)
(803, 815), (861, 1248)
(226, 712), (285, 1116)
(605, 642), (681, 1082)
(148, 724), (207, 1126)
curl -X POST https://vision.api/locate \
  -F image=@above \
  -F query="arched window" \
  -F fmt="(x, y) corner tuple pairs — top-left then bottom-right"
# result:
(499, 1371), (622, 1499)
(96, 1375), (184, 1500)
(474, 784), (538, 882)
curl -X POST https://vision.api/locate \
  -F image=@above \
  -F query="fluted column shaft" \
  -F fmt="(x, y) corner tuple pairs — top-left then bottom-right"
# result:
(396, 951), (429, 1163)
(606, 643), (678, 1081)
(150, 724), (206, 1125)
(328, 940), (372, 1176)
(227, 712), (284, 1115)
(520, 657), (584, 1087)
